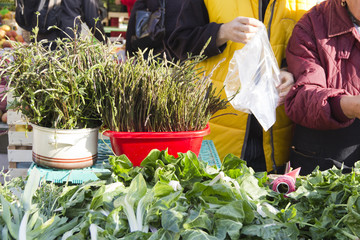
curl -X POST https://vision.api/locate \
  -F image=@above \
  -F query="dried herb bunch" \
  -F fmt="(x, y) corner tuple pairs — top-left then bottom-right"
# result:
(95, 50), (228, 132)
(0, 33), (113, 129)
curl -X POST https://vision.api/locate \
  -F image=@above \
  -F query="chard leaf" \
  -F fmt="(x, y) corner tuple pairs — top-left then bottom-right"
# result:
(148, 229), (180, 240)
(214, 200), (254, 224)
(154, 164), (178, 183)
(153, 182), (175, 198)
(0, 196), (20, 238)
(118, 231), (151, 240)
(183, 208), (213, 232)
(90, 182), (125, 210)
(186, 182), (237, 205)
(161, 209), (184, 233)
(181, 229), (218, 240)
(21, 167), (41, 211)
(105, 207), (128, 237)
(238, 173), (268, 200)
(109, 155), (136, 183)
(179, 152), (203, 183)
(140, 149), (162, 169)
(126, 174), (148, 205)
(214, 219), (242, 240)
(241, 222), (298, 240)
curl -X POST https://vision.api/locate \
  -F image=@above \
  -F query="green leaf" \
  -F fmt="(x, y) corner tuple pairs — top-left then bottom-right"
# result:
(148, 229), (180, 240)
(118, 231), (152, 240)
(161, 209), (184, 233)
(183, 209), (213, 232)
(238, 173), (268, 200)
(214, 219), (242, 240)
(181, 229), (219, 240)
(214, 200), (254, 225)
(21, 167), (41, 211)
(90, 182), (125, 210)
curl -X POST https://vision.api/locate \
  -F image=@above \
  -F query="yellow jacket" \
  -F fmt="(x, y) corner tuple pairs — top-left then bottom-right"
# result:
(201, 0), (315, 172)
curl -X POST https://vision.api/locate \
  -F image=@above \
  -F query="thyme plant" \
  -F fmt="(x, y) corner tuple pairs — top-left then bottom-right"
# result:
(94, 50), (228, 132)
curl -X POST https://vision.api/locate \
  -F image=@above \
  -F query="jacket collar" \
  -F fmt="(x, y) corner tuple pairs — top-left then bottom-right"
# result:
(328, 0), (354, 37)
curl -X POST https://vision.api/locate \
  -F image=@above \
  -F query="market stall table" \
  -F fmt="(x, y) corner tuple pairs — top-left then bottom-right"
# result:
(104, 25), (127, 38)
(27, 139), (221, 184)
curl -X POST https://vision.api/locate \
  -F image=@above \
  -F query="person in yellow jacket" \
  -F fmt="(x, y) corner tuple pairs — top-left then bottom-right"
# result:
(168, 0), (315, 173)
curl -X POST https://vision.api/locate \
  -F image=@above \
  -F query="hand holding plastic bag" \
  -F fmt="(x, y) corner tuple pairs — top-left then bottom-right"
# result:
(224, 23), (280, 131)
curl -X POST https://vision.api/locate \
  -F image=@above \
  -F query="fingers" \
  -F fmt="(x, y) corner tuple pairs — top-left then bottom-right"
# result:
(277, 70), (294, 106)
(237, 16), (263, 28)
(216, 17), (263, 46)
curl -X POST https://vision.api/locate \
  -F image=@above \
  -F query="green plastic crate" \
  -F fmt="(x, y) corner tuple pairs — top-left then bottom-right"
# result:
(28, 139), (221, 184)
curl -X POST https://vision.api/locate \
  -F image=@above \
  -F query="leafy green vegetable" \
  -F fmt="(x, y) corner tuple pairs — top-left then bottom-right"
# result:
(2, 153), (360, 239)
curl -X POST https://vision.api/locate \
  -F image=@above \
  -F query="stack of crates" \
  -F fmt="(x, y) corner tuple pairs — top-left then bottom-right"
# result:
(6, 92), (33, 177)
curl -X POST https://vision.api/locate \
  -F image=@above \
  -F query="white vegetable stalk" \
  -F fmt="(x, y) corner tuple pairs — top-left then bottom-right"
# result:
(123, 197), (139, 232)
(208, 171), (241, 193)
(169, 180), (182, 191)
(18, 168), (41, 240)
(209, 172), (225, 186)
(89, 224), (98, 240)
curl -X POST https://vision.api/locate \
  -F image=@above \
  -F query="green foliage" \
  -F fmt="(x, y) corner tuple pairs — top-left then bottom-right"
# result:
(94, 49), (228, 132)
(0, 31), (110, 129)
(2, 153), (360, 239)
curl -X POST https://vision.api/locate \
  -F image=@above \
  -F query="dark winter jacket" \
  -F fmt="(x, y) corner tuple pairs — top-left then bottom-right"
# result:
(125, 0), (183, 60)
(38, 0), (106, 42)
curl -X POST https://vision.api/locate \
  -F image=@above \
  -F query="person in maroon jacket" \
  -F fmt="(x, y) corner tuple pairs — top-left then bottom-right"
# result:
(285, 0), (360, 174)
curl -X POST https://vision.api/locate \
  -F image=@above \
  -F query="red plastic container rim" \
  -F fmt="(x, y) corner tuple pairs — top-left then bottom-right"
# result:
(103, 123), (210, 139)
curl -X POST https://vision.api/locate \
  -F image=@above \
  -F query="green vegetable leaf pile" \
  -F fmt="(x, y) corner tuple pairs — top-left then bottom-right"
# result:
(1, 153), (360, 239)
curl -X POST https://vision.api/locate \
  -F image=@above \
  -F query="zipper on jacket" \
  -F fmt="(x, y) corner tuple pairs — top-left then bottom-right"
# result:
(257, 0), (277, 171)
(240, 114), (252, 160)
(267, 0), (277, 173)
(267, 0), (277, 38)
(269, 127), (278, 173)
(258, 0), (263, 22)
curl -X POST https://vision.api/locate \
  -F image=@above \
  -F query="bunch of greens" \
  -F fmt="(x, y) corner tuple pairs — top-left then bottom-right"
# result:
(0, 30), (115, 129)
(2, 154), (360, 239)
(94, 49), (228, 132)
(285, 163), (360, 240)
(0, 168), (77, 239)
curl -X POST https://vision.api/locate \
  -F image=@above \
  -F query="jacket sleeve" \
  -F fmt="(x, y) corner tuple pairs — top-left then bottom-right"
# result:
(82, 0), (107, 42)
(285, 20), (352, 130)
(167, 0), (225, 60)
(125, 0), (147, 56)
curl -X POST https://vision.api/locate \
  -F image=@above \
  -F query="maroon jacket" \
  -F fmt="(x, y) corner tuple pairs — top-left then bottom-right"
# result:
(285, 0), (360, 130)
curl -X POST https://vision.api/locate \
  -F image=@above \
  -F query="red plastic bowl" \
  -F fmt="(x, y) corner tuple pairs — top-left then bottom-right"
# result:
(103, 124), (210, 166)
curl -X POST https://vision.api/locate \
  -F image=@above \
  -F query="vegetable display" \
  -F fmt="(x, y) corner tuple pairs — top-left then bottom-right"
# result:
(94, 48), (228, 133)
(1, 151), (360, 239)
(0, 28), (110, 129)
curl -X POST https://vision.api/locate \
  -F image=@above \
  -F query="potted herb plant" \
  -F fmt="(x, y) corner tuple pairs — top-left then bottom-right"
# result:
(94, 50), (228, 166)
(0, 30), (113, 169)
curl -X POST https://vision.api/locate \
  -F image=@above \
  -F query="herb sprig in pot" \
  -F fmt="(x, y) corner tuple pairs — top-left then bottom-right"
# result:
(94, 49), (228, 132)
(0, 28), (120, 169)
(0, 30), (114, 129)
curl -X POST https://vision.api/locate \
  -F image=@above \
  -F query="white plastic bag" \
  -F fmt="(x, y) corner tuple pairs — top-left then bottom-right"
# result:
(224, 23), (280, 131)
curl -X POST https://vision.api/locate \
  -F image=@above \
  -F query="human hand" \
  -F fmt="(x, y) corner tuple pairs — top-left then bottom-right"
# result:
(216, 17), (262, 47)
(277, 70), (294, 106)
(340, 95), (360, 119)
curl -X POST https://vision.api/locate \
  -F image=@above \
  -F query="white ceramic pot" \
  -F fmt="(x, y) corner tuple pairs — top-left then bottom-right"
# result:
(31, 124), (99, 169)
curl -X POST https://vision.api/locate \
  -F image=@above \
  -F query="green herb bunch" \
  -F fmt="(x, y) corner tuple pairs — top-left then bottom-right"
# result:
(0, 32), (115, 129)
(95, 49), (228, 132)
